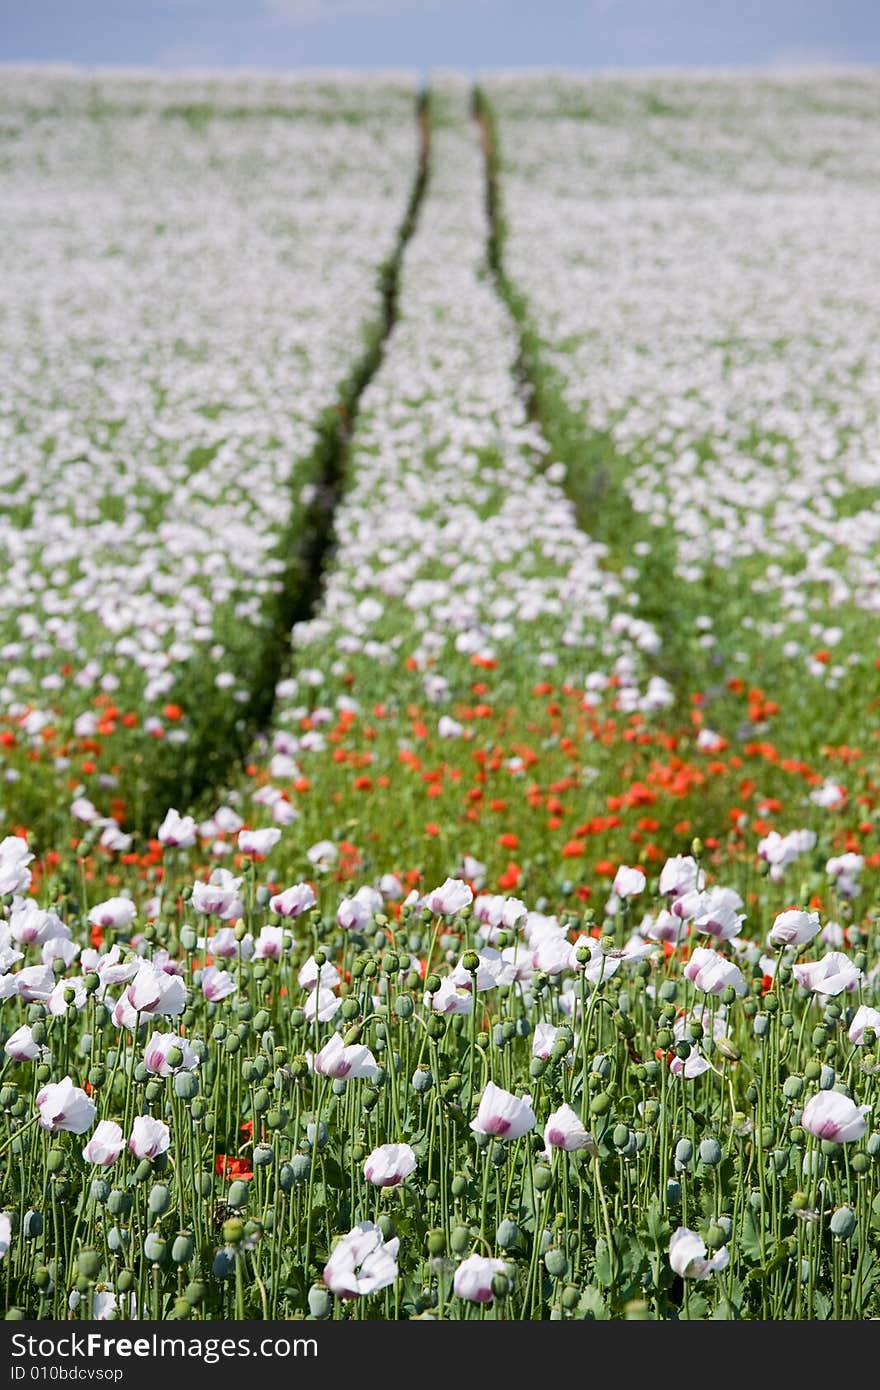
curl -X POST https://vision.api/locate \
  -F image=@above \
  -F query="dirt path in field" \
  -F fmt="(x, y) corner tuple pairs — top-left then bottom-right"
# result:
(140, 96), (432, 827)
(472, 88), (698, 716)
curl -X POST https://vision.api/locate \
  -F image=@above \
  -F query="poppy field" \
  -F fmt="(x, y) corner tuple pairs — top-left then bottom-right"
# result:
(1, 71), (880, 1322)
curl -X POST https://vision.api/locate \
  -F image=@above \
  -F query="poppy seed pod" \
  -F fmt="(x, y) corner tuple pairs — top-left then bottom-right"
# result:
(75, 1249), (101, 1281)
(212, 1249), (234, 1279)
(172, 1233), (194, 1264)
(291, 1153), (313, 1183)
(106, 1190), (132, 1217)
(830, 1206), (856, 1240)
(675, 1138), (693, 1168)
(19, 1210), (41, 1242)
(148, 1184), (171, 1216)
(174, 1072), (199, 1101)
(545, 1247), (568, 1279)
(227, 1180), (249, 1208)
(699, 1138), (722, 1167)
(144, 1233), (167, 1264)
(496, 1218), (518, 1249)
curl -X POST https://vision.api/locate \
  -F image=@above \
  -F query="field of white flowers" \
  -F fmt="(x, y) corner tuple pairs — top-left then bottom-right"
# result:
(1, 70), (879, 1323)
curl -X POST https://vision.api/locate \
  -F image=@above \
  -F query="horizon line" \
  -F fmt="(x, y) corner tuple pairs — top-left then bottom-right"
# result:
(1, 58), (878, 79)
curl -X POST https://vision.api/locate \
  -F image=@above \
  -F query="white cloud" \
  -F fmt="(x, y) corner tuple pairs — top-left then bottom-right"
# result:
(764, 43), (855, 69)
(156, 43), (225, 69)
(267, 0), (462, 22)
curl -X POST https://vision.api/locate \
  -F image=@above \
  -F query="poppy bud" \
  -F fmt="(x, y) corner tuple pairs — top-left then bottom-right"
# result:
(590, 1091), (613, 1118)
(612, 1124), (630, 1150)
(450, 1225), (470, 1253)
(117, 1270), (135, 1293)
(533, 1165), (553, 1191)
(704, 1224), (726, 1250)
(308, 1286), (331, 1319)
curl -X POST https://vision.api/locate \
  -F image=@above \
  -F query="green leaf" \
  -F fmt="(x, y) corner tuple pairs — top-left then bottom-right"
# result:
(594, 1236), (613, 1288)
(577, 1284), (610, 1320)
(739, 1204), (764, 1262)
(639, 1197), (671, 1248)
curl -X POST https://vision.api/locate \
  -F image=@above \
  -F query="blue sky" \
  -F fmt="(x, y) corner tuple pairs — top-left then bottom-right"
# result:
(1, 0), (877, 72)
